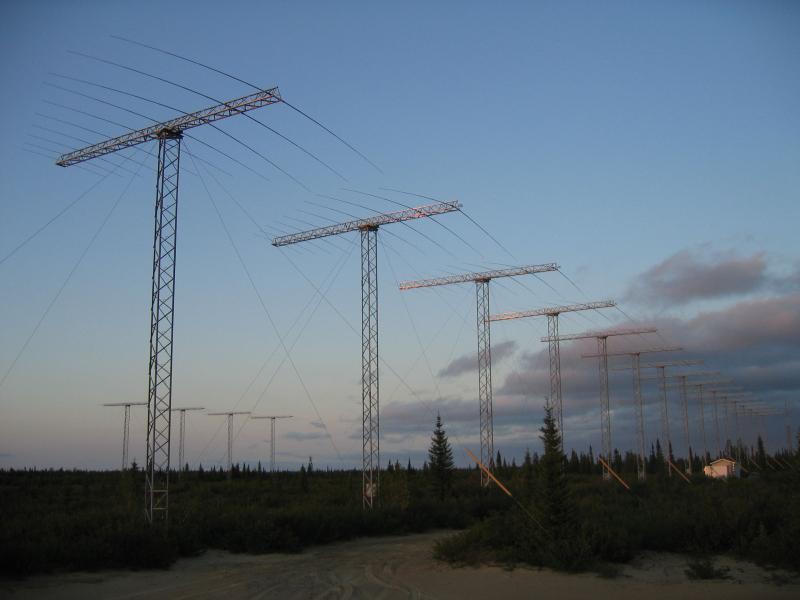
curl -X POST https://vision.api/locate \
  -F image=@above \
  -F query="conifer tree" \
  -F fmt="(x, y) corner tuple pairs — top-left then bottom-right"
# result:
(536, 401), (586, 569)
(538, 402), (571, 534)
(428, 413), (454, 500)
(522, 448), (534, 495)
(756, 435), (766, 469)
(655, 439), (665, 473)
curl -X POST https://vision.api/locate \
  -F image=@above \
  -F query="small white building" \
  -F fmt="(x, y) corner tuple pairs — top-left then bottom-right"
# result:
(703, 457), (741, 479)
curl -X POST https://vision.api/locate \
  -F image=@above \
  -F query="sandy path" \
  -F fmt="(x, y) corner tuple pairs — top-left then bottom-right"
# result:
(2, 531), (798, 599)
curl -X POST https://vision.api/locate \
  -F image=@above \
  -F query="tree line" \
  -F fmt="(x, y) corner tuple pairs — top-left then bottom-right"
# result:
(2, 409), (799, 577)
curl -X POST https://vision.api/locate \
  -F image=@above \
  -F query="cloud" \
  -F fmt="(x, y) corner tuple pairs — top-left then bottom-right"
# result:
(493, 290), (800, 448)
(284, 430), (329, 441)
(627, 248), (767, 307)
(438, 340), (517, 377)
(663, 293), (800, 353)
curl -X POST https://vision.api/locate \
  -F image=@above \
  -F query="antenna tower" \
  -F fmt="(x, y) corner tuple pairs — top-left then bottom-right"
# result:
(57, 87), (283, 522)
(273, 201), (461, 507)
(617, 360), (703, 474)
(170, 406), (205, 474)
(581, 347), (682, 480)
(208, 411), (251, 477)
(399, 264), (560, 486)
(544, 327), (657, 479)
(103, 402), (147, 470)
(490, 300), (616, 449)
(250, 415), (293, 472)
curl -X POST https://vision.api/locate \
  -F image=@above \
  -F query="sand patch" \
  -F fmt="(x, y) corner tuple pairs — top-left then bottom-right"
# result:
(2, 531), (797, 599)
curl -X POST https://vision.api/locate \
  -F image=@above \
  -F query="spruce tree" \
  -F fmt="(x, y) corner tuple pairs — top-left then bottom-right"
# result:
(537, 401), (585, 568)
(428, 413), (454, 500)
(756, 435), (766, 469)
(655, 439), (665, 473)
(539, 402), (571, 534)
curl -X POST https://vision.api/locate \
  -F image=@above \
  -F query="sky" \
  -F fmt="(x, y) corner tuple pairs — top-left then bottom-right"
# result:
(0, 1), (798, 471)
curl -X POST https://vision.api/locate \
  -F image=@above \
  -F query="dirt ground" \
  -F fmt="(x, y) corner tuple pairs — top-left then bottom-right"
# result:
(2, 531), (798, 599)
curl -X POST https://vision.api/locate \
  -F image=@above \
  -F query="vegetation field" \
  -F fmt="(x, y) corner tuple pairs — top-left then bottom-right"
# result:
(2, 413), (799, 578)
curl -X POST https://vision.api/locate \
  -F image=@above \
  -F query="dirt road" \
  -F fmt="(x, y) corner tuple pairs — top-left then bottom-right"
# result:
(3, 531), (798, 599)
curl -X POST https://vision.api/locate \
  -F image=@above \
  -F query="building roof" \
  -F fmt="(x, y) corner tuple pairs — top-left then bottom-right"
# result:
(710, 457), (736, 465)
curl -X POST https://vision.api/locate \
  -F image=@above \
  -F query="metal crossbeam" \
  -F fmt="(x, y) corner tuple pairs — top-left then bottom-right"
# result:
(56, 87), (281, 166)
(588, 346), (682, 358)
(399, 263), (559, 486)
(542, 327), (657, 343)
(668, 379), (732, 389)
(642, 370), (719, 381)
(399, 263), (559, 290)
(610, 359), (702, 370)
(489, 300), (615, 450)
(489, 300), (615, 322)
(638, 360), (703, 369)
(272, 201), (461, 246)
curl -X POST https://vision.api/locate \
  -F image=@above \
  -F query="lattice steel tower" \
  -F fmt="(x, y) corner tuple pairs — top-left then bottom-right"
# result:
(56, 87), (283, 523)
(675, 380), (731, 463)
(660, 372), (719, 472)
(545, 328), (657, 480)
(399, 264), (559, 486)
(623, 360), (703, 474)
(582, 347), (681, 481)
(272, 201), (460, 507)
(490, 301), (616, 450)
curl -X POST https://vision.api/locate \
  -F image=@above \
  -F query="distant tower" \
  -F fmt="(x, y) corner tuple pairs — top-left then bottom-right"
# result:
(170, 406), (205, 474)
(250, 415), (292, 472)
(103, 402), (147, 470)
(208, 411), (251, 477)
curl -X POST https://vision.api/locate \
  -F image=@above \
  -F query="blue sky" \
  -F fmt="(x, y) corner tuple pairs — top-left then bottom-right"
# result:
(1, 1), (798, 470)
